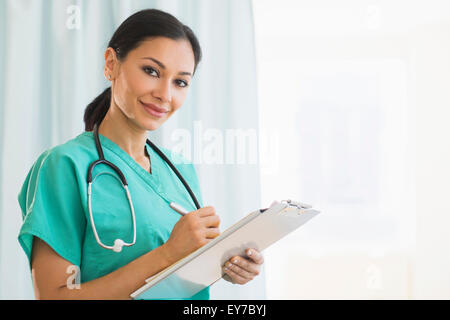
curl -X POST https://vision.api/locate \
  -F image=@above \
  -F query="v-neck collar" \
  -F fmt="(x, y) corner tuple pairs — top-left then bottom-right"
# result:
(81, 131), (163, 194)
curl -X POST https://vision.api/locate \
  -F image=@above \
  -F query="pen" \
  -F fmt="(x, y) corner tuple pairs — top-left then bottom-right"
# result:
(169, 202), (189, 216)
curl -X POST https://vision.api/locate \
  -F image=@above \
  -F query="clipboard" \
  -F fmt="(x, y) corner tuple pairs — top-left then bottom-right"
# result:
(130, 200), (320, 299)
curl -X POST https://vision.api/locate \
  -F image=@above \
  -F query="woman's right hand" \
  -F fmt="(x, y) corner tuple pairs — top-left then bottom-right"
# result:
(163, 206), (221, 263)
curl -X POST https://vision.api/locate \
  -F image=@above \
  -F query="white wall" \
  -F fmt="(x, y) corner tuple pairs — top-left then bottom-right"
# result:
(413, 24), (450, 299)
(253, 0), (450, 299)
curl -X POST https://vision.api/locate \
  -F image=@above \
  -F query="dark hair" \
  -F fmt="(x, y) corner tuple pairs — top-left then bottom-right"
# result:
(84, 9), (202, 131)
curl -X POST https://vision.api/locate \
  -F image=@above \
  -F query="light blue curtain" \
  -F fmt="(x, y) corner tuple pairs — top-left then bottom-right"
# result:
(0, 0), (263, 299)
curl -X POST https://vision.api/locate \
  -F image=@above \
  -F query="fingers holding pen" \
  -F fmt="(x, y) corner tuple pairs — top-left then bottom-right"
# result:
(191, 206), (221, 241)
(184, 206), (220, 228)
(204, 227), (221, 239)
(201, 214), (221, 228)
(195, 206), (217, 217)
(196, 208), (221, 239)
(165, 205), (222, 261)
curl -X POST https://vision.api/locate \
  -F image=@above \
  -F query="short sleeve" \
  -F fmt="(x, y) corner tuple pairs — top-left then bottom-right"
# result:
(17, 148), (86, 268)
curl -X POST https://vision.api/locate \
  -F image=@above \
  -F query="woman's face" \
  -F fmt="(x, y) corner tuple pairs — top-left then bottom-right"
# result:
(105, 37), (196, 131)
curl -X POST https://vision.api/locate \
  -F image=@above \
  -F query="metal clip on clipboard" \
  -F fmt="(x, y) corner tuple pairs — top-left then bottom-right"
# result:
(282, 199), (313, 209)
(261, 199), (312, 213)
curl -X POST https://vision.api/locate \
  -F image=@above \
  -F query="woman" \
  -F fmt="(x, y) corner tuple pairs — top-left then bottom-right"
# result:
(17, 9), (263, 300)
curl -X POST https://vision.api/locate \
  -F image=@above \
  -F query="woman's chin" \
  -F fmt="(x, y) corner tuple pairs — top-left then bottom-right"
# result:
(143, 119), (165, 131)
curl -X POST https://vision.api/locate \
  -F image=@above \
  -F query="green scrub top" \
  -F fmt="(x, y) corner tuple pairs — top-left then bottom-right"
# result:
(17, 131), (210, 300)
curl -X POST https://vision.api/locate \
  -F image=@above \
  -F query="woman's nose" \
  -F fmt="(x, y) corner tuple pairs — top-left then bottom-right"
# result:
(152, 79), (172, 103)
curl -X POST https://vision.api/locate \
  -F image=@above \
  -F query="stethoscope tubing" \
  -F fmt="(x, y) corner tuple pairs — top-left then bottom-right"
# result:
(87, 123), (200, 252)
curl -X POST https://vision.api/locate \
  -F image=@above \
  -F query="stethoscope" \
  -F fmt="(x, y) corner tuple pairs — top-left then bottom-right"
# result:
(87, 123), (200, 253)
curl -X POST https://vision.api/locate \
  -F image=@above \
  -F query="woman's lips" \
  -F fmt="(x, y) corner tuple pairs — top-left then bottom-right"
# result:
(140, 101), (169, 118)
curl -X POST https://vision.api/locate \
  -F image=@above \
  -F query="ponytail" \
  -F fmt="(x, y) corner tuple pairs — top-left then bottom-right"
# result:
(83, 87), (111, 131)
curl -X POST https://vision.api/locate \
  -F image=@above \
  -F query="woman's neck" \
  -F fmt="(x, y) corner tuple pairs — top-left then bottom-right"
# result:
(97, 106), (148, 162)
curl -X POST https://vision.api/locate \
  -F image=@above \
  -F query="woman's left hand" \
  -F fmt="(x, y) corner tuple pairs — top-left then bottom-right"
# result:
(222, 248), (264, 285)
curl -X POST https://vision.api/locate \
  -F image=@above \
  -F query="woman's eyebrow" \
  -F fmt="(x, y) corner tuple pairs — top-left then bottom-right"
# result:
(142, 57), (192, 76)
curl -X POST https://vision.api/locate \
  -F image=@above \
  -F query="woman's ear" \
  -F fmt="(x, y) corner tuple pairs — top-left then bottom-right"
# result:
(104, 47), (118, 80)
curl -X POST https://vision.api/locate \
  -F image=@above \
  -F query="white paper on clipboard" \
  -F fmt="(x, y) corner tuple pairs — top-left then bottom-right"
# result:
(130, 200), (320, 299)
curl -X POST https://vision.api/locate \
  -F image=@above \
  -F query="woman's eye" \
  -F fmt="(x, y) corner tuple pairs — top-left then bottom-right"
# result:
(143, 67), (188, 87)
(143, 66), (158, 76)
(175, 79), (189, 88)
